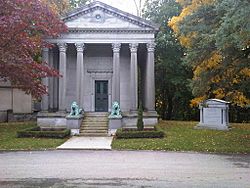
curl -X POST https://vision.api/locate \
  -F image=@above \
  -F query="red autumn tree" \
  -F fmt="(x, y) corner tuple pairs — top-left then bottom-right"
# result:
(0, 0), (67, 98)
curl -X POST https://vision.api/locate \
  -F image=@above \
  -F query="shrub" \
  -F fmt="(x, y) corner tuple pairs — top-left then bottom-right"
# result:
(137, 103), (144, 131)
(17, 127), (70, 138)
(116, 128), (164, 139)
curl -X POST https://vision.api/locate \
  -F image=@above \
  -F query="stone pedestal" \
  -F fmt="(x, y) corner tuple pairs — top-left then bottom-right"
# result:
(66, 115), (83, 135)
(109, 117), (122, 129)
(108, 117), (122, 136)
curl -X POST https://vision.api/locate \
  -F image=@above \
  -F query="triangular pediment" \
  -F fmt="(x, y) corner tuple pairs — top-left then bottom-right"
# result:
(62, 1), (159, 31)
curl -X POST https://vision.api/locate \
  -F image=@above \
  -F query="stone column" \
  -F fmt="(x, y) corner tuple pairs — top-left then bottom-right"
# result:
(41, 47), (49, 111)
(58, 43), (67, 111)
(53, 50), (59, 110)
(112, 43), (121, 103)
(145, 42), (156, 111)
(129, 43), (138, 111)
(75, 43), (85, 107)
(48, 49), (54, 110)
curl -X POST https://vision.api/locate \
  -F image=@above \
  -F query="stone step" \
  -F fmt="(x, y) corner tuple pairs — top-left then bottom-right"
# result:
(84, 112), (109, 117)
(81, 126), (108, 130)
(82, 119), (108, 123)
(83, 116), (108, 119)
(82, 126), (108, 129)
(84, 116), (108, 118)
(80, 112), (109, 137)
(81, 129), (107, 133)
(79, 133), (108, 137)
(82, 120), (108, 123)
(82, 121), (108, 125)
(81, 125), (108, 129)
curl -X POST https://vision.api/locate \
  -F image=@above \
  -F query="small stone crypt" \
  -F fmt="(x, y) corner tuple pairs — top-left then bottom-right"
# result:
(37, 1), (159, 135)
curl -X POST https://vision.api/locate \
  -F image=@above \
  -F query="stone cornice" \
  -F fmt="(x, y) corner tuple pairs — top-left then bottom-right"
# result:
(68, 28), (156, 34)
(62, 1), (159, 31)
(87, 69), (113, 74)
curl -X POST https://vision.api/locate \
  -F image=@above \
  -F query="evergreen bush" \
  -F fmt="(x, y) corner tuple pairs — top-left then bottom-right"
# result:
(137, 103), (144, 131)
(116, 128), (164, 139)
(17, 127), (70, 138)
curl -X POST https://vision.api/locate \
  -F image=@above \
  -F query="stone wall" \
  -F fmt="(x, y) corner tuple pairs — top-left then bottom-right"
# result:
(0, 85), (33, 122)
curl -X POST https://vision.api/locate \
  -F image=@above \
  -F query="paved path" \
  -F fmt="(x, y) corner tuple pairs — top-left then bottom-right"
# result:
(0, 150), (249, 187)
(57, 137), (113, 150)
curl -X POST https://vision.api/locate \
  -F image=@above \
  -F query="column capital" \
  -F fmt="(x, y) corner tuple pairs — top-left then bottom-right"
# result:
(57, 43), (67, 52)
(147, 42), (156, 52)
(129, 43), (138, 53)
(42, 47), (49, 52)
(112, 43), (121, 53)
(75, 43), (85, 52)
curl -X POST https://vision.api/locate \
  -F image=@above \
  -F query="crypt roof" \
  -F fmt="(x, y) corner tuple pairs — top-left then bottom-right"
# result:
(62, 1), (159, 33)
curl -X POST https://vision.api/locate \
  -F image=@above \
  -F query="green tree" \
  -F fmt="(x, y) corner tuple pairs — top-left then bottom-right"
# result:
(169, 0), (250, 107)
(69, 0), (90, 9)
(44, 0), (90, 15)
(143, 0), (195, 120)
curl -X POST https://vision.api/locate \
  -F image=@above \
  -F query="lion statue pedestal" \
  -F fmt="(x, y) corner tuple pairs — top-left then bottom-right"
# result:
(108, 101), (122, 131)
(66, 101), (83, 135)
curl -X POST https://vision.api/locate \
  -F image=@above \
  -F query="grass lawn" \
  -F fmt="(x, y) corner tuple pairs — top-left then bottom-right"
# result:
(0, 122), (68, 150)
(112, 121), (250, 154)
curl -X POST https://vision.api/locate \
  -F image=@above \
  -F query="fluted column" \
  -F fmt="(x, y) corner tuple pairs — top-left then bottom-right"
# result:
(112, 43), (121, 103)
(48, 49), (54, 110)
(145, 42), (156, 111)
(41, 47), (49, 111)
(129, 43), (138, 111)
(75, 43), (85, 107)
(58, 43), (67, 111)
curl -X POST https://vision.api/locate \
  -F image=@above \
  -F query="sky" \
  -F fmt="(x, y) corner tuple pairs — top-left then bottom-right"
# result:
(95, 0), (146, 16)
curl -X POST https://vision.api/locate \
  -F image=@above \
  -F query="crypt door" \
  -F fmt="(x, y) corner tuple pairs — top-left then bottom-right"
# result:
(95, 80), (108, 112)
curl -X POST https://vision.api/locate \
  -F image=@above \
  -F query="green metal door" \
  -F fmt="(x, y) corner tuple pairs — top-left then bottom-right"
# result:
(95, 80), (108, 112)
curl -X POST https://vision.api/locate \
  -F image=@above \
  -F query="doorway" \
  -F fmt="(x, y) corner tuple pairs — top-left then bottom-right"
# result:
(95, 80), (108, 112)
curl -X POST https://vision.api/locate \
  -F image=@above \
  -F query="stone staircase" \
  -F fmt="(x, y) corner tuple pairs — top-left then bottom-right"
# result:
(80, 112), (109, 137)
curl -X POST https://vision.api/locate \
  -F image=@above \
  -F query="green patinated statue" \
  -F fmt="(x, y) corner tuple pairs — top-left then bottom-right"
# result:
(109, 101), (122, 118)
(69, 101), (82, 116)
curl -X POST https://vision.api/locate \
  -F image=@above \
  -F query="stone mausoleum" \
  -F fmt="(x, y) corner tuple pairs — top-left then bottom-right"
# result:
(37, 1), (159, 131)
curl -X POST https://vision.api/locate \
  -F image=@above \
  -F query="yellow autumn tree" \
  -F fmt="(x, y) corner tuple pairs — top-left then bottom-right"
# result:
(169, 0), (250, 107)
(42, 0), (70, 15)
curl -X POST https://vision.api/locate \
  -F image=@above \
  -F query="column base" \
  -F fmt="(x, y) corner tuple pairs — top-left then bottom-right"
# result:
(194, 123), (231, 131)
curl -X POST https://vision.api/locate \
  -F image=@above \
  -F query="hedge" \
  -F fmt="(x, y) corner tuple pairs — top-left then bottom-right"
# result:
(115, 128), (165, 139)
(17, 127), (70, 139)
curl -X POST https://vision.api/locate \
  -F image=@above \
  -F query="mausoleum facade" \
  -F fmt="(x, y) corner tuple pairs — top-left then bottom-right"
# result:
(39, 1), (159, 127)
